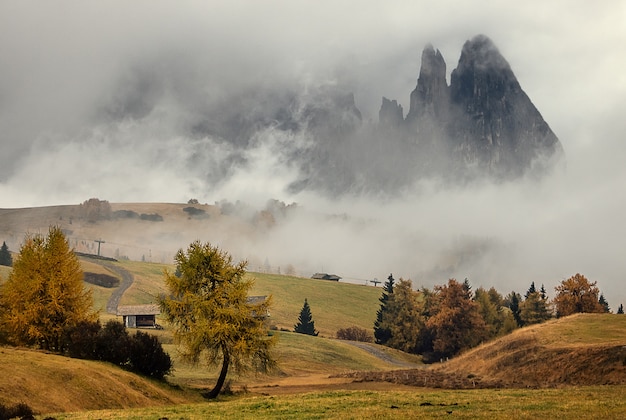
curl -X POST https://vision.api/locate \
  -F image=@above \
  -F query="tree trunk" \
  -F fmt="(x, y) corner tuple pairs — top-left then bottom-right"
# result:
(203, 351), (230, 399)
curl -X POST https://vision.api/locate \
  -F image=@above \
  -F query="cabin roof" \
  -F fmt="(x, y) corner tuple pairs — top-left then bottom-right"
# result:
(116, 304), (160, 316)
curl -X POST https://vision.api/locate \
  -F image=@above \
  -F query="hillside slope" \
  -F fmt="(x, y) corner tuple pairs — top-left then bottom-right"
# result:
(437, 313), (626, 387)
(0, 346), (203, 415)
(338, 314), (626, 388)
(99, 259), (382, 338)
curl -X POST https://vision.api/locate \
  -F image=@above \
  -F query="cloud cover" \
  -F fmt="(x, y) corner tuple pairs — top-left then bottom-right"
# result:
(1, 1), (625, 306)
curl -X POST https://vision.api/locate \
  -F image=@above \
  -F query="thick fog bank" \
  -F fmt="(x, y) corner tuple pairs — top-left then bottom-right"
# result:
(0, 1), (624, 307)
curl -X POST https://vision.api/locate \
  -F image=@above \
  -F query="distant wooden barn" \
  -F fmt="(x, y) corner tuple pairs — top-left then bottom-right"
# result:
(117, 304), (161, 328)
(311, 273), (341, 281)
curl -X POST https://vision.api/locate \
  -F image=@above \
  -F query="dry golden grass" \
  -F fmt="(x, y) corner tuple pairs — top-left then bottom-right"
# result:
(437, 313), (626, 387)
(0, 345), (203, 415)
(0, 265), (11, 281)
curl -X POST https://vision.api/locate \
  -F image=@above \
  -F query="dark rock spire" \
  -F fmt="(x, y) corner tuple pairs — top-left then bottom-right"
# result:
(448, 34), (562, 176)
(406, 44), (449, 123)
(379, 97), (404, 128)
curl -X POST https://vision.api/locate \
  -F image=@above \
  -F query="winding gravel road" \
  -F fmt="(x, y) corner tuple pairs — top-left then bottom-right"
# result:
(97, 261), (134, 314)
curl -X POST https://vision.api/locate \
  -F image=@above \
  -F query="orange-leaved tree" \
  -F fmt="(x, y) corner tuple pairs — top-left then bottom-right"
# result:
(423, 279), (489, 360)
(0, 226), (96, 350)
(553, 273), (604, 317)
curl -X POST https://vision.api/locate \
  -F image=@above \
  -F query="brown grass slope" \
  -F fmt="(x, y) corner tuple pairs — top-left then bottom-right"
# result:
(338, 314), (626, 388)
(0, 346), (203, 415)
(437, 313), (626, 387)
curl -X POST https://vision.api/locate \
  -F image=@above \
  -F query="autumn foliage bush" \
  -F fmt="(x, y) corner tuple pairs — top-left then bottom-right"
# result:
(336, 326), (373, 342)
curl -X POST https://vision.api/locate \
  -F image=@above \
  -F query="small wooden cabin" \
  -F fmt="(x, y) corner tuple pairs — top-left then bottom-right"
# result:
(117, 304), (161, 328)
(311, 272), (341, 281)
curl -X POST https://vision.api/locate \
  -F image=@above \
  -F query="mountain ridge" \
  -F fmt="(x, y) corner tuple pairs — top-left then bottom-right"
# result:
(284, 35), (563, 193)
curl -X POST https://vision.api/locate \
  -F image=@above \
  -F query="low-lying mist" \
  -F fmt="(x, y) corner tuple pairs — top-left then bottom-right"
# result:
(1, 1), (625, 308)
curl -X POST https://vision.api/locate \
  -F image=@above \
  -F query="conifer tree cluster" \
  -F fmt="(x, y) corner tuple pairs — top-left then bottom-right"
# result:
(373, 272), (616, 362)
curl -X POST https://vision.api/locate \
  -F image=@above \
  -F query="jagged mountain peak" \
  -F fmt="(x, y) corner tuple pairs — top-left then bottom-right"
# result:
(406, 43), (449, 123)
(379, 34), (562, 181)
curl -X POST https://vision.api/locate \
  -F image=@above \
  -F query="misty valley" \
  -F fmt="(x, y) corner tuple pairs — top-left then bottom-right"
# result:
(1, 4), (626, 415)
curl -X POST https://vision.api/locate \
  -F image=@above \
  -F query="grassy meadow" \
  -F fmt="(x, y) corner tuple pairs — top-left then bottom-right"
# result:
(102, 259), (382, 337)
(2, 255), (626, 418)
(47, 386), (626, 419)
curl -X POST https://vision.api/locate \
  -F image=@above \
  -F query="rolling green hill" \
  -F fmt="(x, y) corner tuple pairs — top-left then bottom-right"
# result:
(100, 259), (383, 338)
(249, 272), (381, 337)
(0, 257), (421, 415)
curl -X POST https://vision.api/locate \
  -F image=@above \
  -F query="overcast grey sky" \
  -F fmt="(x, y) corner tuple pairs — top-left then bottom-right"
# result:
(0, 1), (624, 306)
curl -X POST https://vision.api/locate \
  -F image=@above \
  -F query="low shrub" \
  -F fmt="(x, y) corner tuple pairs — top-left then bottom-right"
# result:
(63, 320), (101, 359)
(96, 320), (132, 367)
(112, 210), (139, 219)
(129, 331), (172, 379)
(336, 326), (374, 342)
(140, 213), (163, 222)
(183, 207), (208, 218)
(0, 402), (34, 420)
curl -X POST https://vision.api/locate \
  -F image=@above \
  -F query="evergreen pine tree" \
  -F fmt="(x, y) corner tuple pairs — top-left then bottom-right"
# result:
(505, 291), (523, 327)
(598, 293), (610, 313)
(373, 274), (395, 345)
(519, 292), (551, 325)
(617, 304), (624, 314)
(462, 278), (472, 299)
(525, 281), (536, 299)
(0, 241), (12, 267)
(294, 298), (318, 336)
(540, 284), (547, 300)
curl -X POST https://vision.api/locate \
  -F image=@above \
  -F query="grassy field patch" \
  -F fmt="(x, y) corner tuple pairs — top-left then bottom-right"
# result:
(50, 386), (626, 419)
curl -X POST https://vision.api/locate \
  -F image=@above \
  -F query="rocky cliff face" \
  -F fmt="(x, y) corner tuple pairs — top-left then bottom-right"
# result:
(406, 44), (449, 124)
(382, 34), (563, 180)
(127, 35), (562, 195)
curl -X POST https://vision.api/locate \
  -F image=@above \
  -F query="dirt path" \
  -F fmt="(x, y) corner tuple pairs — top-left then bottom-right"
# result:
(342, 341), (422, 368)
(98, 261), (134, 314)
(244, 341), (426, 395)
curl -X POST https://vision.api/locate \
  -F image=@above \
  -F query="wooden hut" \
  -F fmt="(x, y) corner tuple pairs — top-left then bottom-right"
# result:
(116, 304), (161, 328)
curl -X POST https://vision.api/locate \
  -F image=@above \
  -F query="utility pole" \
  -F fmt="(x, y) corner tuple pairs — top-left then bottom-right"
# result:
(95, 239), (105, 256)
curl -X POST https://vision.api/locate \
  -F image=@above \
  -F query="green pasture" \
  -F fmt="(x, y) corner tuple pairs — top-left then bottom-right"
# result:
(49, 385), (626, 419)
